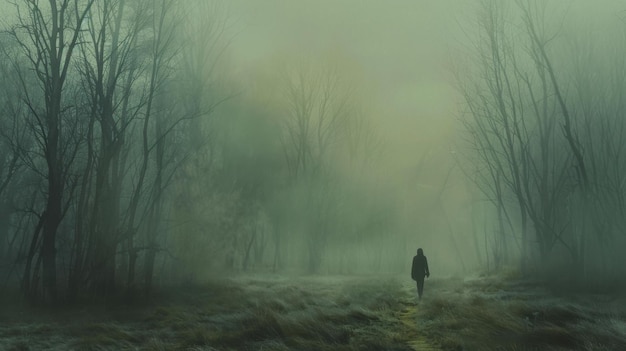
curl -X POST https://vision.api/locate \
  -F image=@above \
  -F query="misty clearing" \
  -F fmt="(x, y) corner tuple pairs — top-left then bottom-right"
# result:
(1, 0), (626, 350)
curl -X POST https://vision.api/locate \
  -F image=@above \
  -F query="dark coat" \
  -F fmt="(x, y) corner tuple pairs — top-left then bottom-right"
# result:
(411, 254), (429, 280)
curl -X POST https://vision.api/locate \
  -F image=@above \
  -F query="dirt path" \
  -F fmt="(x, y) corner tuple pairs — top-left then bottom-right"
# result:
(396, 282), (442, 351)
(398, 305), (440, 350)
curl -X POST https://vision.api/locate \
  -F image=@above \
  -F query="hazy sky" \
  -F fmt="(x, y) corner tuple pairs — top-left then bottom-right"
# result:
(227, 0), (474, 176)
(223, 0), (626, 184)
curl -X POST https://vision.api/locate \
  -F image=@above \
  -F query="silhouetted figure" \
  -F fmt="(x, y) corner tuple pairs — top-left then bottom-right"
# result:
(411, 248), (430, 299)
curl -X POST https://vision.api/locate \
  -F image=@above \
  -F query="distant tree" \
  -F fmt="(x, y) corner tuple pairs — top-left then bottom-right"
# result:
(280, 65), (349, 180)
(277, 64), (351, 272)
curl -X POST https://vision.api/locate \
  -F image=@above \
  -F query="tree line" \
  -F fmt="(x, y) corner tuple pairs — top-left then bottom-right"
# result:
(461, 0), (626, 285)
(0, 0), (404, 304)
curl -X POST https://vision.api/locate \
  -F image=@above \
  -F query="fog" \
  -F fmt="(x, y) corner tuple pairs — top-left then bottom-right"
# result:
(221, 0), (476, 275)
(5, 1), (626, 349)
(1, 0), (626, 303)
(228, 0), (464, 157)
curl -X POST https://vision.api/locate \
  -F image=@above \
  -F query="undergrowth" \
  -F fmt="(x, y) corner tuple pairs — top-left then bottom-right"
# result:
(0, 276), (415, 350)
(417, 277), (626, 350)
(1, 275), (625, 350)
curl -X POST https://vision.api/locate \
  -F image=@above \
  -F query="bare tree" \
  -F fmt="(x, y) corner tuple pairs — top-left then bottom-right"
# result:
(460, 1), (576, 272)
(275, 64), (352, 273)
(8, 0), (95, 302)
(70, 0), (148, 297)
(0, 41), (28, 282)
(461, 0), (626, 284)
(280, 65), (350, 180)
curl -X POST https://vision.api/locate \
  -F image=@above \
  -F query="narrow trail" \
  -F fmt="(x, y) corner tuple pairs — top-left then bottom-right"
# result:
(396, 283), (442, 351)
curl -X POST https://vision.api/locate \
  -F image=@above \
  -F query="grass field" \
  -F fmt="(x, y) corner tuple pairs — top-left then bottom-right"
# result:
(1, 274), (625, 350)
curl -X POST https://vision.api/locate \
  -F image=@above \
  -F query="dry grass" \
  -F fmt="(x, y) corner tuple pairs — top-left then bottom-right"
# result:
(0, 276), (418, 350)
(1, 274), (625, 350)
(417, 276), (626, 350)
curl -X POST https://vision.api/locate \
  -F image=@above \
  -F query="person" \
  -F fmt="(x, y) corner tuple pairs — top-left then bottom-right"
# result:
(411, 248), (430, 300)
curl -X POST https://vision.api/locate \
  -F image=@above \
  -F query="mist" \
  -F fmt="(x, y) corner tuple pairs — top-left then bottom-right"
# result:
(219, 0), (476, 275)
(1, 1), (626, 350)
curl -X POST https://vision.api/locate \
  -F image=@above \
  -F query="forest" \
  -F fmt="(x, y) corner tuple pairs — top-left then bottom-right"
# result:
(1, 0), (626, 350)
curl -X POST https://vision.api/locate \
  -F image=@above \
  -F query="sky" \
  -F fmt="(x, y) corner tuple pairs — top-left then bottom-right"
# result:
(222, 1), (626, 190)
(227, 0), (474, 176)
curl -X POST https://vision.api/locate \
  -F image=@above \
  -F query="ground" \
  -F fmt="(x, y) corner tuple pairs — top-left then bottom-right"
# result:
(1, 274), (626, 350)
